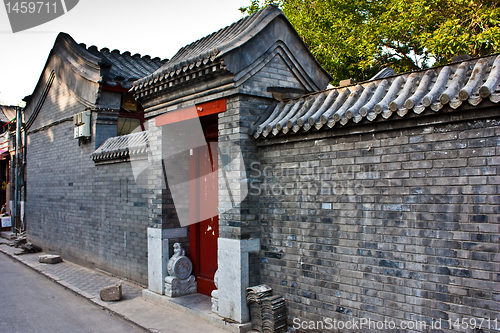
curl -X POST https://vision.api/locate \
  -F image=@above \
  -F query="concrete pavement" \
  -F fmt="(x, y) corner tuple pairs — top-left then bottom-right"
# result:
(0, 235), (242, 333)
(0, 253), (143, 333)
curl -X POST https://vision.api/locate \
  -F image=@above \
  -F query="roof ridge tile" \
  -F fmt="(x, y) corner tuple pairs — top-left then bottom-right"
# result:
(134, 5), (284, 91)
(252, 53), (500, 139)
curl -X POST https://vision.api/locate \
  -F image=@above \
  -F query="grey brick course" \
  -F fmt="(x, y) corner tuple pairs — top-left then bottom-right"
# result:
(255, 116), (500, 331)
(26, 81), (149, 285)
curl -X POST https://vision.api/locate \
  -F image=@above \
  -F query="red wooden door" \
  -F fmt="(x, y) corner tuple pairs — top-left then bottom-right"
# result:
(189, 136), (219, 296)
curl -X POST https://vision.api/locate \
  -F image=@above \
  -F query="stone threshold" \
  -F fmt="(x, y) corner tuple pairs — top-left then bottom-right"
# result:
(142, 290), (252, 333)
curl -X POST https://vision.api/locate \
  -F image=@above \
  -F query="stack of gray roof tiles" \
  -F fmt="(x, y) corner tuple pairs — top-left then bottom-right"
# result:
(247, 285), (286, 333)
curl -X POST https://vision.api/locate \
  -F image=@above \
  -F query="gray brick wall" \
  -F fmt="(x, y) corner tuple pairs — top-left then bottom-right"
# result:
(217, 53), (320, 288)
(218, 94), (265, 240)
(242, 55), (306, 94)
(254, 117), (500, 332)
(28, 77), (76, 129)
(217, 94), (276, 287)
(26, 79), (150, 285)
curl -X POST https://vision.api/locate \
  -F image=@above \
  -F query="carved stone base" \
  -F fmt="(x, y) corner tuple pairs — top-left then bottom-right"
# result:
(165, 275), (197, 297)
(211, 289), (219, 313)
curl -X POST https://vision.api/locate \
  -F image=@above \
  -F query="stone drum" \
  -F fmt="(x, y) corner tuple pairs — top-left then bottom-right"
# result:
(164, 243), (197, 297)
(167, 244), (192, 280)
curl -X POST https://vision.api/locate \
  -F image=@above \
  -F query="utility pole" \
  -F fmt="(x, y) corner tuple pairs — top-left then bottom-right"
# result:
(23, 115), (27, 232)
(12, 106), (21, 235)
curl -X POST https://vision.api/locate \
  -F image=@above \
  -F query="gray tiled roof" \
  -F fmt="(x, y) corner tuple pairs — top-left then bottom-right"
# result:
(251, 54), (500, 138)
(56, 33), (168, 89)
(133, 5), (283, 91)
(90, 131), (148, 162)
(0, 105), (16, 123)
(86, 45), (166, 88)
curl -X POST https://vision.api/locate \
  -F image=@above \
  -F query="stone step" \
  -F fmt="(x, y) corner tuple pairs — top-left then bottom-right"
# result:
(143, 290), (252, 333)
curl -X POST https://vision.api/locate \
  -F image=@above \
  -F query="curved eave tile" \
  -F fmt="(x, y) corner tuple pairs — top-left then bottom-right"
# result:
(252, 53), (500, 139)
(90, 131), (149, 162)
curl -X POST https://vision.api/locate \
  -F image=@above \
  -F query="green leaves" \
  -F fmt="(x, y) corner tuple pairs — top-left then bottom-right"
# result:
(240, 0), (500, 84)
(239, 0), (282, 15)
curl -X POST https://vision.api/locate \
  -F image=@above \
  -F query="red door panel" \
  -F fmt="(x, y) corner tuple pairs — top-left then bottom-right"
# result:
(189, 138), (218, 296)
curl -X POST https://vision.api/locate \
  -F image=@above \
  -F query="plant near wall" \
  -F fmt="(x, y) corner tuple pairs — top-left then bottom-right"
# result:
(240, 0), (500, 84)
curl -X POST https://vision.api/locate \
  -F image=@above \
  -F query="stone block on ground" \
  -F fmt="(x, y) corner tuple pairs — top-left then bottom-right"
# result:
(20, 243), (42, 253)
(38, 254), (63, 264)
(100, 283), (122, 302)
(13, 237), (26, 248)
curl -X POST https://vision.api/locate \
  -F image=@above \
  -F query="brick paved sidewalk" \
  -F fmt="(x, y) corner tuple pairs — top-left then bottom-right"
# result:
(0, 241), (142, 302)
(0, 239), (231, 333)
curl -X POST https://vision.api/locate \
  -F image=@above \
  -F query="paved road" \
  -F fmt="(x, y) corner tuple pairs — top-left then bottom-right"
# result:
(0, 253), (144, 333)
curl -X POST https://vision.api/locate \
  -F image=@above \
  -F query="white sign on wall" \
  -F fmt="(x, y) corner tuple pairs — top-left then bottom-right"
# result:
(1, 216), (12, 228)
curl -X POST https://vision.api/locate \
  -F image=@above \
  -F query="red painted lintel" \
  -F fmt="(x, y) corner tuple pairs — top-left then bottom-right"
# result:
(155, 98), (226, 127)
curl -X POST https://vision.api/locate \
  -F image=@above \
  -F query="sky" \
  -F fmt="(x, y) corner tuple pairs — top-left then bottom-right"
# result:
(0, 0), (251, 106)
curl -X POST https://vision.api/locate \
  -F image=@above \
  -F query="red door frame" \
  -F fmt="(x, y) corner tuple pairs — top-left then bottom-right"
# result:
(189, 119), (219, 296)
(157, 98), (225, 297)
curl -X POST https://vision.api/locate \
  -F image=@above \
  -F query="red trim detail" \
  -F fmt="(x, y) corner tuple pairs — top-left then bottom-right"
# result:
(155, 98), (226, 127)
(102, 83), (132, 93)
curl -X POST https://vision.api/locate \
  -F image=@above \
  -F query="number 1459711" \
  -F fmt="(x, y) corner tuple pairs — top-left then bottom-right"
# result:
(5, 2), (57, 14)
(447, 318), (499, 330)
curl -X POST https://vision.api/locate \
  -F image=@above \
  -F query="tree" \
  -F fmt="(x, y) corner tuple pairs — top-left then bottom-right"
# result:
(240, 0), (500, 84)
